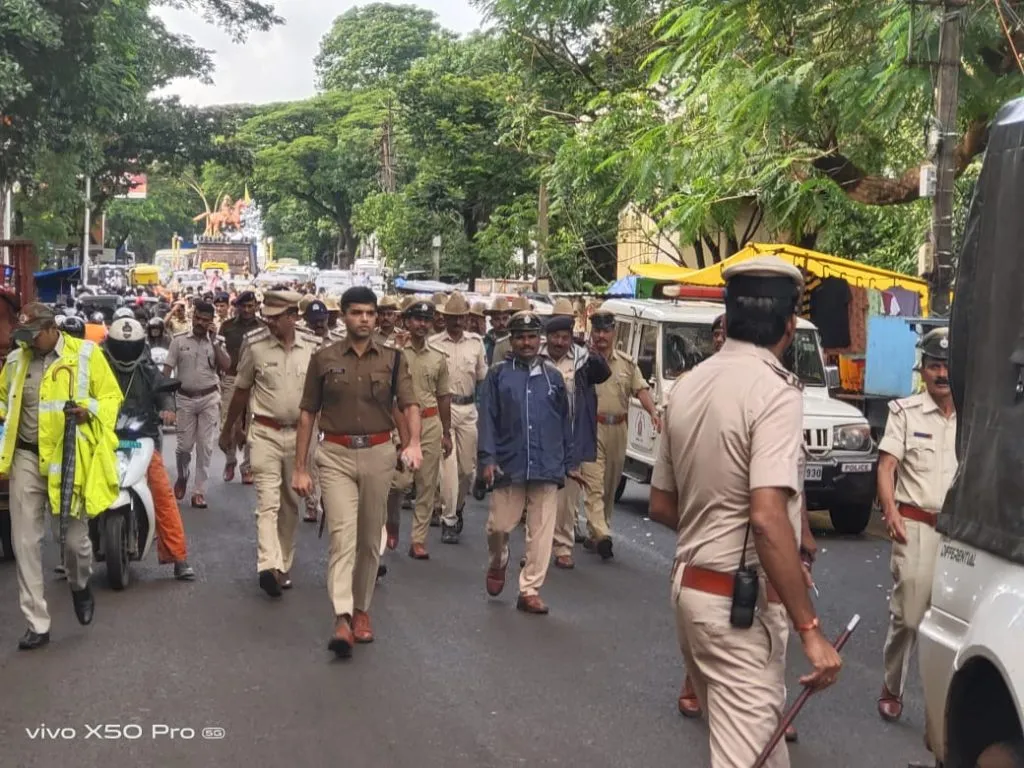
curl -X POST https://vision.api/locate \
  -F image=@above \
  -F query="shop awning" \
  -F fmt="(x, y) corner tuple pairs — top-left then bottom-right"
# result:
(627, 262), (697, 281)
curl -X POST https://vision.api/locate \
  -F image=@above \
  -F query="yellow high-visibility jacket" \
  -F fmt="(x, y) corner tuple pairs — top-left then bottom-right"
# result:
(0, 334), (124, 517)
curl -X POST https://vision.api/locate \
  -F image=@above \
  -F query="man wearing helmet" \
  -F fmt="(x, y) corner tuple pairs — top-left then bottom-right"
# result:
(876, 327), (956, 735)
(147, 317), (171, 350)
(103, 319), (194, 581)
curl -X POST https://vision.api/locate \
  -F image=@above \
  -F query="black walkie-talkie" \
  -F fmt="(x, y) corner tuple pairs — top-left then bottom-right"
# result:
(730, 522), (759, 629)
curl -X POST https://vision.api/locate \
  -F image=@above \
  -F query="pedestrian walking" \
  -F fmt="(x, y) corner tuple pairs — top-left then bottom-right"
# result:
(221, 291), (321, 597)
(163, 300), (230, 508)
(541, 305), (610, 570)
(432, 292), (487, 543)
(479, 311), (577, 615)
(293, 286), (422, 658)
(649, 256), (841, 768)
(217, 291), (264, 484)
(876, 327), (956, 740)
(580, 306), (660, 560)
(0, 303), (124, 649)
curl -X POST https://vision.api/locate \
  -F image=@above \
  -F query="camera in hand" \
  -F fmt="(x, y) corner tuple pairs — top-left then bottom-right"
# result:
(730, 566), (759, 629)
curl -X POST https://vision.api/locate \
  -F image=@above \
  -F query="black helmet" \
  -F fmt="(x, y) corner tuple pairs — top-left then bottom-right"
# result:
(106, 318), (147, 370)
(508, 311), (543, 334)
(62, 316), (86, 339)
(919, 327), (949, 362)
(147, 316), (165, 332)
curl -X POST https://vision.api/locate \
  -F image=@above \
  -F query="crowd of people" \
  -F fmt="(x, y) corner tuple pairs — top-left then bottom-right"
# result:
(0, 256), (958, 767)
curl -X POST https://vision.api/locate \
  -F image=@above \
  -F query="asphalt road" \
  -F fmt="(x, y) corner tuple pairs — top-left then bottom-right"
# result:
(0, 443), (934, 768)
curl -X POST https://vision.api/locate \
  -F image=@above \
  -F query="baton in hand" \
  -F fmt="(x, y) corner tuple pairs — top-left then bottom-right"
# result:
(751, 614), (861, 768)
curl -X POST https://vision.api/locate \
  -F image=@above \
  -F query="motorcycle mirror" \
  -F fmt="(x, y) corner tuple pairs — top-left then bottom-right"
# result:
(154, 377), (182, 395)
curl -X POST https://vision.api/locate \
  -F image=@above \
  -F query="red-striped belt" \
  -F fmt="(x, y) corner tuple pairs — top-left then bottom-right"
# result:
(323, 431), (392, 449)
(253, 415), (295, 431)
(421, 406), (438, 418)
(680, 564), (782, 604)
(898, 503), (938, 528)
(597, 413), (627, 426)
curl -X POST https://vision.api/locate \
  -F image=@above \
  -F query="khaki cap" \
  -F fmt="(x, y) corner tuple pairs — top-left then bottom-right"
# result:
(298, 293), (316, 314)
(400, 295), (417, 312)
(722, 255), (804, 286)
(486, 296), (512, 315)
(440, 291), (470, 316)
(551, 297), (575, 316)
(510, 295), (531, 312)
(15, 303), (56, 336)
(324, 295), (340, 313)
(470, 301), (487, 318)
(261, 290), (302, 317)
(379, 294), (401, 310)
(431, 292), (448, 307)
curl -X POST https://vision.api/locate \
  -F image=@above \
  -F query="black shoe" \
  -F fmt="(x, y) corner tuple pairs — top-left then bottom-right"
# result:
(454, 505), (464, 534)
(71, 586), (94, 626)
(430, 511), (441, 528)
(377, 563), (388, 579)
(574, 529), (585, 544)
(174, 561), (195, 581)
(18, 629), (50, 650)
(258, 569), (282, 598)
(596, 537), (614, 560)
(440, 522), (459, 544)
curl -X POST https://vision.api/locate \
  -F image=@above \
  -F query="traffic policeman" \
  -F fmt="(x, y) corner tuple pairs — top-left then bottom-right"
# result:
(376, 295), (400, 344)
(217, 290), (265, 484)
(649, 256), (840, 768)
(580, 306), (660, 560)
(293, 286), (422, 658)
(490, 296), (530, 364)
(164, 300), (230, 508)
(876, 327), (956, 728)
(219, 291), (320, 597)
(432, 292), (487, 542)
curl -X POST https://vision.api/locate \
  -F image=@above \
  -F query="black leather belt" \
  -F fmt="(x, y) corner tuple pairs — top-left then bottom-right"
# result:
(180, 385), (219, 399)
(451, 394), (475, 406)
(16, 439), (39, 455)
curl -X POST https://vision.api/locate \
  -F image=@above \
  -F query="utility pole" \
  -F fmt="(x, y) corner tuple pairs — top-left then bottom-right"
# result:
(82, 175), (92, 287)
(536, 181), (549, 283)
(928, 0), (965, 317)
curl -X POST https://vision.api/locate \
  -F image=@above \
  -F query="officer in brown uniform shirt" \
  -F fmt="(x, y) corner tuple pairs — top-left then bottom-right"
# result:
(580, 307), (660, 560)
(649, 256), (840, 768)
(376, 295), (400, 345)
(164, 300), (230, 508)
(390, 301), (452, 558)
(293, 286), (422, 659)
(217, 290), (264, 484)
(220, 291), (320, 597)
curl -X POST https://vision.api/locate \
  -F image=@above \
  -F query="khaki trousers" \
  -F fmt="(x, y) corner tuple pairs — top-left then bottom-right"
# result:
(581, 421), (627, 541)
(673, 570), (789, 768)
(320, 440), (395, 617)
(486, 483), (557, 596)
(883, 518), (942, 695)
(410, 416), (444, 544)
(248, 422), (300, 574)
(440, 403), (477, 525)
(10, 448), (92, 634)
(220, 376), (251, 472)
(552, 478), (582, 558)
(176, 391), (220, 495)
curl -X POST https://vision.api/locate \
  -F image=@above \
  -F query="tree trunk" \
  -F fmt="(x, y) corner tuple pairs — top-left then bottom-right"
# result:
(463, 206), (479, 291)
(693, 238), (706, 269)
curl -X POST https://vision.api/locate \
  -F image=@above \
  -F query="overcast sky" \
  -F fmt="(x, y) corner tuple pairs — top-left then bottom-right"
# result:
(156, 1), (484, 107)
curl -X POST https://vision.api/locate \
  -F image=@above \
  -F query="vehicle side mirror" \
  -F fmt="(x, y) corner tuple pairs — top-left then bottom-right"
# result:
(825, 365), (840, 390)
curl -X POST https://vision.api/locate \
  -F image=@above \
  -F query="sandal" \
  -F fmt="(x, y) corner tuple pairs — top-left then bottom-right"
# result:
(223, 463), (236, 482)
(191, 493), (208, 509)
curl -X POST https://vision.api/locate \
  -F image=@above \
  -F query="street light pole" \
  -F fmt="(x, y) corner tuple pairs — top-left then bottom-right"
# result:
(82, 175), (92, 287)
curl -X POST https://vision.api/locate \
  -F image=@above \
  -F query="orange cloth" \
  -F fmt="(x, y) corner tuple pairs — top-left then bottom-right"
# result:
(148, 451), (188, 563)
(84, 323), (107, 343)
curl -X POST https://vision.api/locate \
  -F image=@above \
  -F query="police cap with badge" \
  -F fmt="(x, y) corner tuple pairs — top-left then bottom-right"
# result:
(261, 290), (302, 317)
(508, 311), (543, 334)
(403, 300), (435, 320)
(919, 327), (949, 362)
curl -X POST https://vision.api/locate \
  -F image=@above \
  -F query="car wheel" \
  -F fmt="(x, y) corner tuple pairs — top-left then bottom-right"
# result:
(829, 503), (872, 536)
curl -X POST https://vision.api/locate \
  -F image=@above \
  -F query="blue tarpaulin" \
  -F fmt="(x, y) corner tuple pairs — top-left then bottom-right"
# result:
(606, 275), (637, 297)
(34, 266), (81, 303)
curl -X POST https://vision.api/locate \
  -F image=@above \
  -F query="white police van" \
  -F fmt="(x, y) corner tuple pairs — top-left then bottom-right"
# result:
(602, 298), (878, 534)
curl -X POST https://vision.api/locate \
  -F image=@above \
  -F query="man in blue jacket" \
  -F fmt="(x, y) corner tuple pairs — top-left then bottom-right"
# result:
(542, 311), (611, 569)
(478, 311), (578, 615)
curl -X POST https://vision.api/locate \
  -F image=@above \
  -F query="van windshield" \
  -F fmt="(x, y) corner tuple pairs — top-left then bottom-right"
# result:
(662, 324), (826, 387)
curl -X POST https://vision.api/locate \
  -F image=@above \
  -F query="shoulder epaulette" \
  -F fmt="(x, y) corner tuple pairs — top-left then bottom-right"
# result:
(762, 357), (803, 391)
(296, 327), (323, 347)
(889, 393), (923, 414)
(244, 327), (271, 346)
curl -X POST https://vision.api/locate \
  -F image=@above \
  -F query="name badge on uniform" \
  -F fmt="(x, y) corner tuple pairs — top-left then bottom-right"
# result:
(912, 432), (933, 439)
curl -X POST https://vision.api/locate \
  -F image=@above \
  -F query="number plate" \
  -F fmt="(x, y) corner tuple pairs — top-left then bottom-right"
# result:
(841, 463), (874, 473)
(804, 465), (823, 481)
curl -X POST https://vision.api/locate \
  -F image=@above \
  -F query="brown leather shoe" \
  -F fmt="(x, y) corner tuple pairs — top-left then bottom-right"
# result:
(554, 555), (575, 570)
(276, 571), (292, 590)
(878, 686), (903, 722)
(352, 610), (374, 643)
(678, 677), (702, 718)
(223, 463), (235, 483)
(241, 470), (255, 485)
(386, 522), (399, 551)
(409, 543), (429, 560)
(328, 615), (354, 658)
(516, 593), (549, 614)
(486, 555), (508, 597)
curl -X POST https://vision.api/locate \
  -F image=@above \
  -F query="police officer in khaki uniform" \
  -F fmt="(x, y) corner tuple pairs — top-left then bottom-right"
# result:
(490, 296), (530, 364)
(876, 327), (956, 728)
(164, 300), (230, 508)
(220, 291), (320, 596)
(432, 292), (487, 542)
(580, 307), (660, 559)
(293, 286), (422, 658)
(217, 290), (264, 484)
(484, 296), (512, 364)
(649, 256), (840, 768)
(376, 295), (400, 344)
(430, 293), (448, 334)
(468, 301), (488, 336)
(391, 301), (452, 558)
